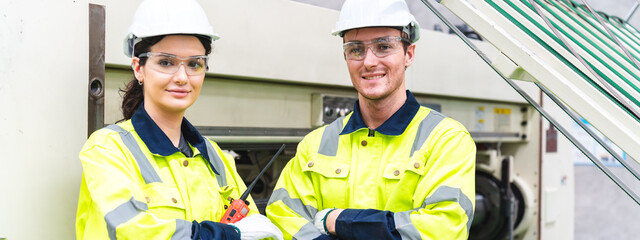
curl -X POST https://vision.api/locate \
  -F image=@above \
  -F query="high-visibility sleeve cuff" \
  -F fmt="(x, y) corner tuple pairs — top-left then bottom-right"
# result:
(175, 219), (192, 239)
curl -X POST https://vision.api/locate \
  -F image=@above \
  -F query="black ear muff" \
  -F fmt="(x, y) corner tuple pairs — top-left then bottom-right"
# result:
(410, 29), (415, 42)
(127, 35), (137, 57)
(406, 23), (416, 42)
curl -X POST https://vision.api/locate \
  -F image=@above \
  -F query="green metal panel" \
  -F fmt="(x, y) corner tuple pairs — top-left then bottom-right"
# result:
(437, 0), (640, 178)
(485, 0), (640, 120)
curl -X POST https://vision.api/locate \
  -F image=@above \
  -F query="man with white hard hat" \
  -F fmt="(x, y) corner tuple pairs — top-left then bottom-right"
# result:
(267, 0), (476, 239)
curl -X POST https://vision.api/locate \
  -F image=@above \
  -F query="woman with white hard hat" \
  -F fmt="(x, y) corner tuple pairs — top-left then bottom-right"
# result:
(76, 0), (283, 239)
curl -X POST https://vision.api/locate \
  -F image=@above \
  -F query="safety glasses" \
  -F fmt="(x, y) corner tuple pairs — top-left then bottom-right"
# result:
(343, 36), (410, 61)
(139, 52), (209, 75)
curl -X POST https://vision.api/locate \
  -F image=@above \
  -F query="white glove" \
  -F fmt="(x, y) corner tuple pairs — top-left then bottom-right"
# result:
(230, 214), (284, 240)
(313, 208), (335, 235)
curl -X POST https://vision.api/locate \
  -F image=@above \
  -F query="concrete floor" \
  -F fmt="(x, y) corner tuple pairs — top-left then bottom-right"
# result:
(574, 165), (640, 240)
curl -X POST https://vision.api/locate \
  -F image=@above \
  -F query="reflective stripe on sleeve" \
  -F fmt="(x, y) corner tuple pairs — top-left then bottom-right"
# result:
(394, 211), (421, 240)
(317, 116), (344, 157)
(204, 140), (226, 187)
(172, 219), (192, 240)
(105, 124), (162, 184)
(394, 185), (474, 238)
(105, 197), (149, 240)
(267, 188), (318, 221)
(421, 186), (474, 232)
(292, 222), (323, 240)
(410, 111), (445, 157)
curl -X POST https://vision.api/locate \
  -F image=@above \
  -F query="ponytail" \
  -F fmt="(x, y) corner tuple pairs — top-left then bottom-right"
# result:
(118, 78), (144, 121)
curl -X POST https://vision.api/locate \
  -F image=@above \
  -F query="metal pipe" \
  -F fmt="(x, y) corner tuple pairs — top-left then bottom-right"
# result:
(625, 1), (639, 22)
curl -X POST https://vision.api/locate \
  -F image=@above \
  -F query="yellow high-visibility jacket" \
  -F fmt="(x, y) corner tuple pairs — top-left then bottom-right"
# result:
(76, 107), (256, 239)
(266, 91), (475, 240)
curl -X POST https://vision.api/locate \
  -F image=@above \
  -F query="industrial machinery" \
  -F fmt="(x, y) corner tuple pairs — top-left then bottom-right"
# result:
(96, 1), (544, 239)
(2, 0), (637, 239)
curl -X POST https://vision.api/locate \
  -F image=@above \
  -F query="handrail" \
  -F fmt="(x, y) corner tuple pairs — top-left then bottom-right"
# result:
(422, 0), (640, 206)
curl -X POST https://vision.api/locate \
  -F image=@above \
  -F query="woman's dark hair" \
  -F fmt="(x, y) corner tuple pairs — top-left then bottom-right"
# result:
(118, 34), (212, 122)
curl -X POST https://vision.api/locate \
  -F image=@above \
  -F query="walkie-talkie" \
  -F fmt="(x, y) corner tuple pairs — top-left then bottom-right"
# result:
(220, 144), (285, 223)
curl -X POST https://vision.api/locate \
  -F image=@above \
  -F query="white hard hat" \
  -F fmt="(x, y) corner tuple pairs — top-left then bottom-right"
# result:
(332, 0), (420, 43)
(123, 0), (220, 57)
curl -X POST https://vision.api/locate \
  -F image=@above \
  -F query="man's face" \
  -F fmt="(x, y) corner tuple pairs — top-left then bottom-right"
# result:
(343, 27), (415, 102)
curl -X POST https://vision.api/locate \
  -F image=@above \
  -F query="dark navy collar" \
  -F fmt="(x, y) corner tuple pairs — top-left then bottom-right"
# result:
(131, 104), (210, 162)
(340, 90), (420, 136)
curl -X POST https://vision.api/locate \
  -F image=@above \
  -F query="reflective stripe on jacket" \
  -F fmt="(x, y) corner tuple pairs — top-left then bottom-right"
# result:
(76, 120), (256, 240)
(266, 106), (476, 240)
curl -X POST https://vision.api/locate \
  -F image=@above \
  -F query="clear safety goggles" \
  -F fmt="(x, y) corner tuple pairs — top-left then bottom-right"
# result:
(139, 52), (209, 76)
(343, 36), (410, 61)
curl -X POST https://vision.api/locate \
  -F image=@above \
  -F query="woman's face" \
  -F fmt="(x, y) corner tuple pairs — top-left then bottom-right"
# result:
(132, 35), (207, 117)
